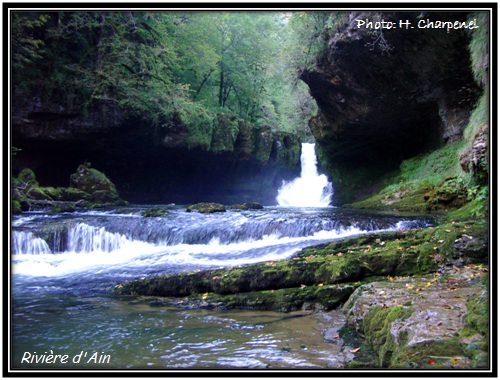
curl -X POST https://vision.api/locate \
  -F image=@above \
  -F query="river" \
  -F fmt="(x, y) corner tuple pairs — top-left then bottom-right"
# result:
(10, 205), (432, 370)
(10, 143), (432, 371)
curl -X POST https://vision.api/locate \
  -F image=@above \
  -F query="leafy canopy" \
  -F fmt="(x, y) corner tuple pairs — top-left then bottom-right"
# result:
(12, 11), (319, 137)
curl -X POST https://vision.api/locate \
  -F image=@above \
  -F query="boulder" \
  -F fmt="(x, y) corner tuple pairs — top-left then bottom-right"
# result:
(231, 202), (264, 210)
(12, 165), (127, 213)
(186, 202), (226, 213)
(70, 164), (117, 194)
(143, 207), (170, 218)
(342, 264), (489, 369)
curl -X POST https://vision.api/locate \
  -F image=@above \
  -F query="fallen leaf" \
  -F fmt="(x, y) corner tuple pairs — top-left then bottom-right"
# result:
(350, 347), (361, 353)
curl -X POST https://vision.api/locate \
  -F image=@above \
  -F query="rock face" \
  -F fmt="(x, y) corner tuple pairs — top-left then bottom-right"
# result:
(12, 96), (301, 205)
(301, 11), (481, 204)
(342, 265), (489, 368)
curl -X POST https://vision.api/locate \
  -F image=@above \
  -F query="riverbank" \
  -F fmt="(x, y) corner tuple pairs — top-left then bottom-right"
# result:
(114, 216), (489, 369)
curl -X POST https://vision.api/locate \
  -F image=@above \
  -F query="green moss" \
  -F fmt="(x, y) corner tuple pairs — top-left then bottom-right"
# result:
(186, 202), (226, 213)
(362, 305), (414, 367)
(254, 127), (274, 164)
(459, 279), (489, 367)
(142, 207), (170, 217)
(467, 12), (489, 86)
(43, 186), (66, 201)
(116, 220), (488, 310)
(62, 187), (90, 201)
(70, 165), (117, 194)
(210, 113), (240, 152)
(18, 168), (37, 184)
(179, 283), (356, 312)
(230, 202), (264, 210)
(12, 200), (22, 214)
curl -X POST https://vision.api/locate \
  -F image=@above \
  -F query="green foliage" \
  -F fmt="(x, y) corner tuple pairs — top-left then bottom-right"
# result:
(399, 141), (465, 187)
(285, 12), (348, 72)
(11, 12), (49, 91)
(11, 11), (316, 140)
(463, 92), (489, 142)
(467, 12), (489, 87)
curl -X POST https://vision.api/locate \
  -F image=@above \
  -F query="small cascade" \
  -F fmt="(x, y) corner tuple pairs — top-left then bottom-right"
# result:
(12, 223), (132, 255)
(11, 208), (432, 279)
(67, 223), (131, 253)
(276, 143), (333, 207)
(12, 231), (52, 255)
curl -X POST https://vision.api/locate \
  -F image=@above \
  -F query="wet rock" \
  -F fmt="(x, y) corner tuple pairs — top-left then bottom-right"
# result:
(231, 202), (264, 210)
(70, 164), (117, 194)
(115, 220), (488, 309)
(342, 264), (489, 368)
(142, 207), (170, 218)
(12, 166), (127, 212)
(460, 123), (488, 185)
(186, 202), (226, 213)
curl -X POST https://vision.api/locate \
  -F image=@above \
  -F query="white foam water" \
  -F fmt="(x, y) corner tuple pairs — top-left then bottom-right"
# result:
(276, 143), (333, 207)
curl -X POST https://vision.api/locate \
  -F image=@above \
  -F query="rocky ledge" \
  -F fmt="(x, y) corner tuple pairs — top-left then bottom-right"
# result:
(343, 264), (488, 368)
(113, 219), (488, 369)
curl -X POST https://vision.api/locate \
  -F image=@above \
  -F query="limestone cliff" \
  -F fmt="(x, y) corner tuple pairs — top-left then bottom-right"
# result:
(301, 11), (483, 205)
(12, 96), (301, 205)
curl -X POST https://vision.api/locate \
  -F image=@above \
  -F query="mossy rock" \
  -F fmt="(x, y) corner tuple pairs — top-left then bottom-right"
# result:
(90, 189), (121, 203)
(70, 165), (117, 194)
(231, 202), (264, 210)
(342, 264), (489, 369)
(18, 168), (37, 184)
(177, 284), (356, 312)
(210, 113), (240, 152)
(51, 203), (76, 213)
(62, 187), (91, 202)
(12, 200), (22, 214)
(43, 186), (67, 201)
(143, 207), (170, 218)
(26, 186), (53, 201)
(115, 220), (488, 313)
(234, 120), (257, 160)
(254, 127), (274, 164)
(186, 202), (226, 213)
(424, 176), (468, 211)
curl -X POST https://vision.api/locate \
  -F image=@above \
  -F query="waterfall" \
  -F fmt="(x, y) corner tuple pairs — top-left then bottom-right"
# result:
(276, 143), (333, 207)
(12, 231), (52, 255)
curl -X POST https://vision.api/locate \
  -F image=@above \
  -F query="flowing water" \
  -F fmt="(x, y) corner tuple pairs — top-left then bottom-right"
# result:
(10, 205), (432, 370)
(10, 143), (432, 371)
(277, 143), (333, 207)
